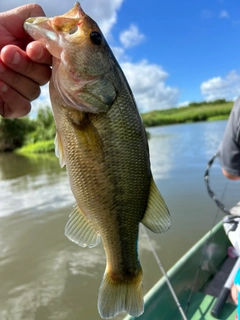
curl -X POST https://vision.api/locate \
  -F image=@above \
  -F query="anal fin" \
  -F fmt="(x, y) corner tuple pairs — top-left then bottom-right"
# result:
(141, 177), (171, 233)
(65, 204), (101, 248)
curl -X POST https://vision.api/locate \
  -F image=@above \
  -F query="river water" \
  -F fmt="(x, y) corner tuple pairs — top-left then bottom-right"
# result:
(1, 120), (240, 320)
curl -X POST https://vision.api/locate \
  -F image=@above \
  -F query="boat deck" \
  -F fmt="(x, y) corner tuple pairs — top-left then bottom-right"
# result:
(204, 256), (236, 299)
(170, 256), (237, 319)
(177, 290), (236, 320)
(123, 222), (238, 320)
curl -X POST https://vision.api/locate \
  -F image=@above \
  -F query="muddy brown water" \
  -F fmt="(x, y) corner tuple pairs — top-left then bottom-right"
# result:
(1, 120), (239, 320)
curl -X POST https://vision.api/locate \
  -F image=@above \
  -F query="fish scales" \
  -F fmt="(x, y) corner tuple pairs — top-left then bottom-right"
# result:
(24, 2), (171, 318)
(52, 86), (150, 269)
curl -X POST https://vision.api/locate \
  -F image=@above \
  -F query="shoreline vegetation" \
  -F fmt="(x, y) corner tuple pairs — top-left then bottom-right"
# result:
(141, 99), (232, 127)
(0, 99), (232, 154)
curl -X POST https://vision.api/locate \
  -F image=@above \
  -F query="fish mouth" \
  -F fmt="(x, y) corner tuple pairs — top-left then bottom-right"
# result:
(24, 17), (61, 58)
(24, 17), (58, 44)
(24, 2), (86, 59)
(25, 17), (48, 24)
(24, 17), (62, 59)
(24, 1), (85, 34)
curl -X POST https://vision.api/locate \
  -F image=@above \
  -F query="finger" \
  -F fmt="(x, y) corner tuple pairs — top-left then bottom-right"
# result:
(3, 4), (46, 41)
(26, 41), (52, 66)
(0, 60), (41, 102)
(1, 45), (51, 86)
(0, 81), (31, 118)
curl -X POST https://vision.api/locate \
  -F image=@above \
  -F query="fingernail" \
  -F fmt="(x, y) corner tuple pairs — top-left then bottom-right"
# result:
(0, 81), (8, 93)
(11, 51), (21, 64)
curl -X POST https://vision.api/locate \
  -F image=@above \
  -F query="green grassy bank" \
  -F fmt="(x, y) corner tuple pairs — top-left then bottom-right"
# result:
(16, 140), (55, 154)
(0, 100), (233, 154)
(141, 100), (233, 127)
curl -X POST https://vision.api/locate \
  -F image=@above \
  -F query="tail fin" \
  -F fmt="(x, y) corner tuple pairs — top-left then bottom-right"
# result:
(98, 267), (144, 319)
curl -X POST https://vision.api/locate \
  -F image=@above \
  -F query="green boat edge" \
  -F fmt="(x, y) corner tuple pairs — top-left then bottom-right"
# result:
(123, 221), (237, 320)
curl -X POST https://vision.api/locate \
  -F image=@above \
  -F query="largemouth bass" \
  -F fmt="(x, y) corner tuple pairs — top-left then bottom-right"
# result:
(24, 3), (171, 318)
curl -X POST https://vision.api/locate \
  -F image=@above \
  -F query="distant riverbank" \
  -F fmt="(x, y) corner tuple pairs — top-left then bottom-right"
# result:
(0, 99), (233, 153)
(141, 99), (232, 127)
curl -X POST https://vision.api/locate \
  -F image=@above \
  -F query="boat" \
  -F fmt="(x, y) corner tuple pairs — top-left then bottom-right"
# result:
(123, 220), (238, 320)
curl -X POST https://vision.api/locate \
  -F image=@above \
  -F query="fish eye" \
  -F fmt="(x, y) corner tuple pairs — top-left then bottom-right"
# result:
(68, 26), (78, 35)
(90, 31), (102, 45)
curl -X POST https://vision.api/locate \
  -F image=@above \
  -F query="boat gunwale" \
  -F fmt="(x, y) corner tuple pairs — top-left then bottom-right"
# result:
(123, 221), (234, 320)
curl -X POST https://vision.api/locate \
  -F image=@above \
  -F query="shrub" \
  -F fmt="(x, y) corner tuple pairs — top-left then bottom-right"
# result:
(0, 117), (34, 151)
(17, 140), (55, 154)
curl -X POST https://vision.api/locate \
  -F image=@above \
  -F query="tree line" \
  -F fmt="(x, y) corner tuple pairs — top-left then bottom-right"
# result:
(0, 106), (55, 151)
(0, 99), (233, 152)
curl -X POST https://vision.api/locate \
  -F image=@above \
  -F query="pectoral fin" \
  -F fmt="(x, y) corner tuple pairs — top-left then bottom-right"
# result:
(65, 204), (101, 248)
(141, 178), (171, 233)
(71, 113), (103, 155)
(54, 132), (66, 168)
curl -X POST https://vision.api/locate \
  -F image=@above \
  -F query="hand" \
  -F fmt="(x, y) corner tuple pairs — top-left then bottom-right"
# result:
(0, 4), (52, 118)
(221, 168), (240, 180)
(231, 284), (238, 305)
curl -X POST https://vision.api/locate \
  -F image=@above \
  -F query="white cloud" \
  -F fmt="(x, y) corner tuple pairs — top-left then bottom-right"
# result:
(30, 83), (51, 118)
(111, 46), (127, 61)
(201, 9), (213, 19)
(1, 0), (124, 36)
(200, 70), (240, 101)
(34, 60), (179, 114)
(178, 101), (190, 108)
(219, 10), (229, 18)
(121, 60), (179, 112)
(3, 0), (178, 113)
(201, 9), (230, 20)
(120, 24), (145, 48)
(81, 0), (123, 36)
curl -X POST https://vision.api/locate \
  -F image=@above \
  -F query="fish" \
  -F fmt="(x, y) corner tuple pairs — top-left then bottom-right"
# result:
(24, 3), (171, 318)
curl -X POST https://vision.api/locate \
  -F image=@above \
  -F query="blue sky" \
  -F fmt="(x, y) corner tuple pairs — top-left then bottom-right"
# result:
(1, 0), (240, 112)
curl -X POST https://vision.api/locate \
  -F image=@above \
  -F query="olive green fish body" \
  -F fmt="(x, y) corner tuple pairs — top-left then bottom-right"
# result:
(51, 78), (150, 273)
(24, 3), (171, 318)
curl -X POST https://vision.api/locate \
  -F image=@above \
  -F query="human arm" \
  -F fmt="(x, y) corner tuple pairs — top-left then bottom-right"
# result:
(0, 4), (52, 118)
(221, 168), (240, 180)
(231, 284), (238, 305)
(218, 98), (240, 180)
